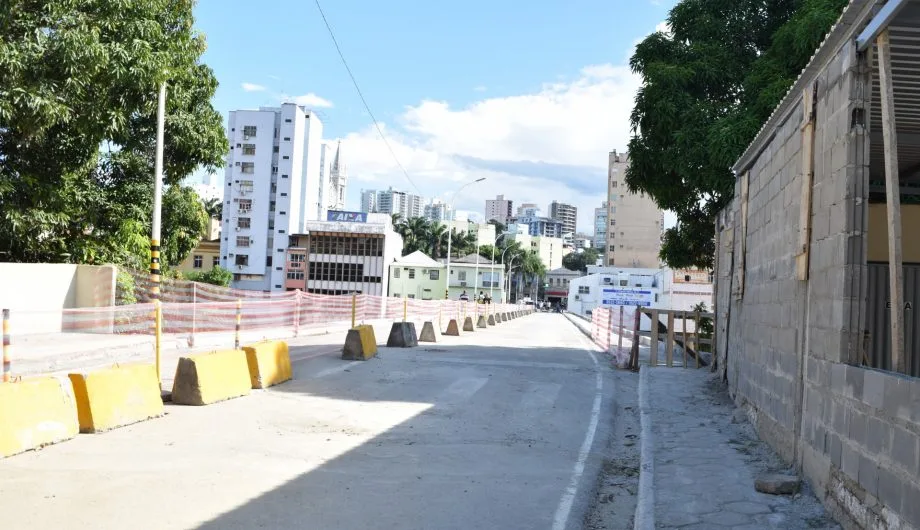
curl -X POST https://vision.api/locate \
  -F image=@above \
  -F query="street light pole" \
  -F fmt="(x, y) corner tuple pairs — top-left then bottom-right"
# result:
(445, 177), (485, 299)
(150, 82), (167, 299)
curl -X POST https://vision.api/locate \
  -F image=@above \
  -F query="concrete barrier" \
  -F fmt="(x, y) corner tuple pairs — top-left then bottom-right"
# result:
(0, 377), (78, 458)
(487, 314), (496, 326)
(419, 321), (437, 342)
(444, 319), (460, 336)
(476, 315), (488, 329)
(501, 313), (508, 322)
(386, 322), (418, 348)
(68, 364), (163, 433)
(243, 340), (292, 389)
(342, 325), (378, 360)
(463, 317), (475, 332)
(172, 350), (251, 406)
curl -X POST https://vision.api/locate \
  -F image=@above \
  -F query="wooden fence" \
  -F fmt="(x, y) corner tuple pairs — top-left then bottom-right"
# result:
(627, 308), (715, 370)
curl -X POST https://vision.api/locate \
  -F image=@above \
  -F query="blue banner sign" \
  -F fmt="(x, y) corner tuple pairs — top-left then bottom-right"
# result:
(327, 210), (367, 223)
(601, 288), (654, 307)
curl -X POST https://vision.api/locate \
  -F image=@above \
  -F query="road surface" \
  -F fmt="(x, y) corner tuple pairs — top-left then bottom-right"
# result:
(0, 313), (616, 530)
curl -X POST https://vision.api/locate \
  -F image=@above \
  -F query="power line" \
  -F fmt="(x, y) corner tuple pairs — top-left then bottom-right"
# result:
(313, 0), (421, 195)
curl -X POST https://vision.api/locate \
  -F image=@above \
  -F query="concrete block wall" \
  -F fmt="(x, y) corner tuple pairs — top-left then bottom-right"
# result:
(715, 37), (920, 529)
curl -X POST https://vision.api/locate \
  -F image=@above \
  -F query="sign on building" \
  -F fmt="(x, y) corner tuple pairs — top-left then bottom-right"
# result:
(601, 288), (654, 307)
(327, 210), (367, 223)
(672, 269), (711, 284)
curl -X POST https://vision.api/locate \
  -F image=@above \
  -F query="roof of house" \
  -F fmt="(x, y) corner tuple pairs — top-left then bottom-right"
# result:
(448, 254), (495, 265)
(393, 250), (443, 268)
(547, 267), (583, 277)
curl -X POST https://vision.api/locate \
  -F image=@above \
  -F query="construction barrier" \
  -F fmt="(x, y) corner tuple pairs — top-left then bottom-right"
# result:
(243, 341), (292, 389)
(342, 325), (377, 361)
(0, 377), (78, 458)
(68, 364), (163, 433)
(171, 350), (251, 405)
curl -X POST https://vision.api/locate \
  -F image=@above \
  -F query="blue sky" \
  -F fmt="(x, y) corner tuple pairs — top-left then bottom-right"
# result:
(193, 0), (677, 229)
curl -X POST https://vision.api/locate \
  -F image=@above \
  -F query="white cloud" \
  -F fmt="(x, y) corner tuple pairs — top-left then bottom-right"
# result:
(338, 22), (675, 232)
(241, 82), (267, 92)
(473, 85), (487, 92)
(283, 93), (334, 109)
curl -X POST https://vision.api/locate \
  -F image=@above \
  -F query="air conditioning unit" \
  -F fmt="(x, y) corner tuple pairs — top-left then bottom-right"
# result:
(574, 295), (581, 301)
(237, 265), (245, 270)
(243, 135), (250, 140)
(235, 227), (241, 232)
(460, 281), (467, 287)
(234, 162), (240, 166)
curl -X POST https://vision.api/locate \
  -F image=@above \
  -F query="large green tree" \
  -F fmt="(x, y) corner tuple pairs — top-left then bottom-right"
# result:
(0, 0), (227, 266)
(626, 0), (848, 269)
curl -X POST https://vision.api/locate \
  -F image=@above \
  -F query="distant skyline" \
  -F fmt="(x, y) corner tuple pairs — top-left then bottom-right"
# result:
(192, 0), (679, 230)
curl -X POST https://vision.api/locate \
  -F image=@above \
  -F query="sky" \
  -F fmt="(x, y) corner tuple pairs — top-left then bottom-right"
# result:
(192, 0), (678, 232)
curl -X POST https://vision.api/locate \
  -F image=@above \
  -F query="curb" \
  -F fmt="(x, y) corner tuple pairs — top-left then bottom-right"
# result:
(634, 366), (655, 530)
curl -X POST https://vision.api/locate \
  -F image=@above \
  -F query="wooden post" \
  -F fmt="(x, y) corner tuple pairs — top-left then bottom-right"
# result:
(650, 309), (660, 367)
(694, 311), (701, 369)
(681, 310), (688, 368)
(665, 311), (675, 367)
(797, 82), (818, 280)
(629, 306), (641, 370)
(878, 29), (906, 374)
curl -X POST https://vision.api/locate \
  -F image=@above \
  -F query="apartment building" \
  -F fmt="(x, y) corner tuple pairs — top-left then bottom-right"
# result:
(283, 213), (402, 296)
(594, 202), (608, 250)
(424, 199), (453, 222)
(606, 150), (663, 268)
(361, 187), (425, 219)
(549, 201), (577, 236)
(484, 194), (513, 225)
(220, 104), (325, 291)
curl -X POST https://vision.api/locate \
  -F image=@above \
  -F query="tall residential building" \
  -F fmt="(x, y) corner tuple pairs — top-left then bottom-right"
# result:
(485, 194), (513, 225)
(220, 103), (325, 291)
(549, 201), (577, 235)
(360, 187), (425, 219)
(606, 150), (663, 268)
(516, 203), (540, 218)
(594, 201), (608, 249)
(424, 199), (454, 222)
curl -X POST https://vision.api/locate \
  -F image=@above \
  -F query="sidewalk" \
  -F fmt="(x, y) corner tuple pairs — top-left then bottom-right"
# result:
(637, 368), (839, 529)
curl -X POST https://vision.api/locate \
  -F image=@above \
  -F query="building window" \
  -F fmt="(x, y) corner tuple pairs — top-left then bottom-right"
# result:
(240, 162), (254, 174)
(193, 255), (203, 268)
(238, 217), (251, 229)
(281, 174), (288, 179)
(242, 144), (256, 155)
(282, 155), (289, 160)
(394, 268), (401, 278)
(458, 271), (467, 281)
(283, 137), (290, 141)
(611, 181), (618, 188)
(212, 256), (220, 267)
(236, 236), (250, 247)
(273, 146), (279, 153)
(235, 255), (249, 266)
(287, 271), (305, 280)
(279, 211), (286, 215)
(578, 286), (590, 294)
(284, 118), (292, 123)
(280, 192), (287, 197)
(242, 125), (257, 137)
(271, 166), (278, 175)
(278, 230), (286, 234)
(237, 199), (252, 213)
(239, 180), (253, 194)
(408, 269), (416, 279)
(610, 220), (616, 226)
(429, 270), (439, 280)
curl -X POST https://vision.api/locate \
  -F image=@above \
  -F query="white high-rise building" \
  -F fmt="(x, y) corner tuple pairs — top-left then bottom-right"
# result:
(360, 189), (378, 213)
(485, 194), (513, 225)
(359, 187), (425, 219)
(424, 199), (454, 222)
(220, 104), (325, 292)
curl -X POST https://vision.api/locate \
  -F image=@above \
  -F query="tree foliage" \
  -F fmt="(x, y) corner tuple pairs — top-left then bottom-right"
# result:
(0, 0), (228, 265)
(562, 248), (600, 273)
(186, 265), (232, 287)
(626, 0), (848, 269)
(393, 215), (478, 259)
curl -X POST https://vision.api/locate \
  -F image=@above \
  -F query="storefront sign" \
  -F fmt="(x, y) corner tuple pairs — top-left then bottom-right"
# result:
(327, 210), (367, 223)
(601, 288), (654, 307)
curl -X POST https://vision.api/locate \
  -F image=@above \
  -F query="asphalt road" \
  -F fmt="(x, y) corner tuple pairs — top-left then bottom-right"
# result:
(0, 313), (616, 530)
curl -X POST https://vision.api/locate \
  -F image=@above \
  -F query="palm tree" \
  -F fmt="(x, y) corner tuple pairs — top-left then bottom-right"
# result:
(521, 252), (547, 301)
(429, 222), (447, 258)
(202, 197), (222, 220)
(406, 217), (430, 254)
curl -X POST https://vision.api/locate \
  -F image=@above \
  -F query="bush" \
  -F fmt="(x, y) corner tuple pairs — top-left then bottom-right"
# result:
(116, 269), (137, 305)
(187, 265), (232, 287)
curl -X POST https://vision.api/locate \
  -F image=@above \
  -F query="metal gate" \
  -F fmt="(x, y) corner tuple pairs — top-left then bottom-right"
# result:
(866, 262), (920, 377)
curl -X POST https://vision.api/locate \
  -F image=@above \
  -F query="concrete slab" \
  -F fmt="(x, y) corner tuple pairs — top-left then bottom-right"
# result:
(477, 315), (488, 329)
(463, 316), (475, 332)
(386, 322), (418, 348)
(444, 319), (460, 336)
(418, 321), (437, 343)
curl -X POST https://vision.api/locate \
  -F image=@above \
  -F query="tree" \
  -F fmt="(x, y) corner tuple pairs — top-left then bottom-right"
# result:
(521, 252), (547, 300)
(202, 197), (222, 220)
(0, 0), (228, 265)
(626, 0), (848, 269)
(563, 248), (600, 273)
(161, 185), (209, 267)
(428, 222), (448, 258)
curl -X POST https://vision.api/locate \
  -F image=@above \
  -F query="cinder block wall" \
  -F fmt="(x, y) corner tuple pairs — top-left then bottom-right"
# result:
(716, 38), (920, 529)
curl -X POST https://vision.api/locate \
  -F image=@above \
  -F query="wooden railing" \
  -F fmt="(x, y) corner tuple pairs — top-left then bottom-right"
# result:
(627, 308), (715, 370)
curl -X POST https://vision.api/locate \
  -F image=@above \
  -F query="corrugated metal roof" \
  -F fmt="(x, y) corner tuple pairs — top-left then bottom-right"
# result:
(732, 0), (879, 175)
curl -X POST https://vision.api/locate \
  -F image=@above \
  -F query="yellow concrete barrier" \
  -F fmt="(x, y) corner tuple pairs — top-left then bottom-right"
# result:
(243, 340), (292, 389)
(0, 377), (78, 458)
(342, 324), (378, 360)
(68, 364), (163, 433)
(172, 350), (251, 406)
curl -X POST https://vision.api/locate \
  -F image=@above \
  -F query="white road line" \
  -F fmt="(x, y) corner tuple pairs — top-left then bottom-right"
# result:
(634, 366), (655, 530)
(413, 356), (586, 371)
(314, 361), (361, 378)
(440, 376), (488, 405)
(552, 334), (603, 530)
